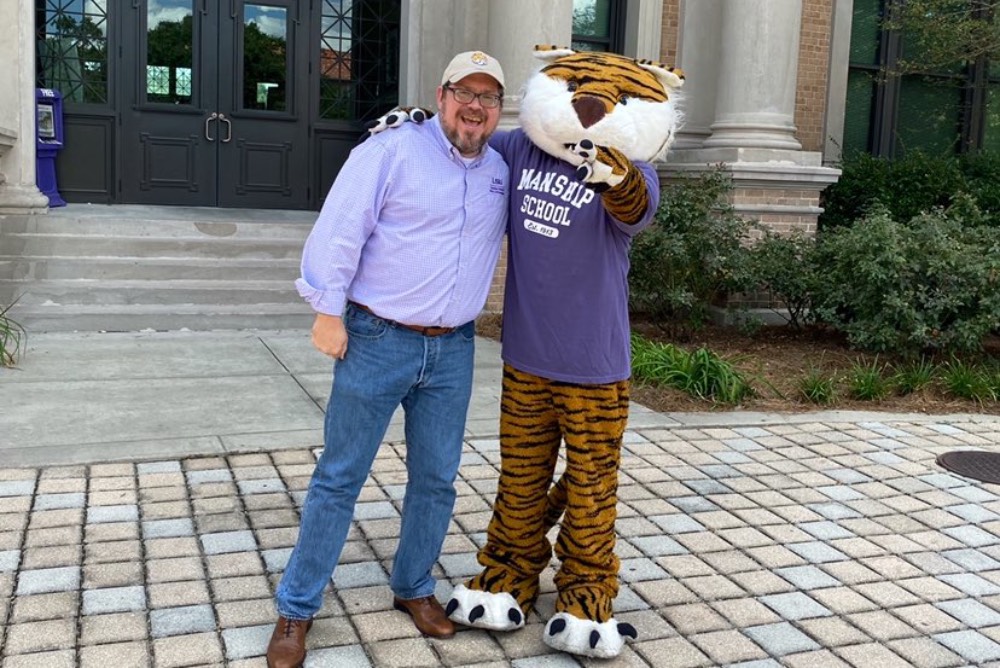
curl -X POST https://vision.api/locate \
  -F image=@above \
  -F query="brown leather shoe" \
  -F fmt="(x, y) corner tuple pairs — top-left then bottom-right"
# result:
(393, 595), (457, 638)
(266, 616), (313, 668)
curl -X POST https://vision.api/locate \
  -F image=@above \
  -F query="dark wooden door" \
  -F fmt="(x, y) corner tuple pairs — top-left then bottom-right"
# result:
(121, 0), (309, 209)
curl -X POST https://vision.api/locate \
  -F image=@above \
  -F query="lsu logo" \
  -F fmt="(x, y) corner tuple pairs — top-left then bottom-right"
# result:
(490, 177), (505, 195)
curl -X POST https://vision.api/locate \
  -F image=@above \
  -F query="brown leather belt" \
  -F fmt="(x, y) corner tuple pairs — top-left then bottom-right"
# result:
(349, 302), (456, 337)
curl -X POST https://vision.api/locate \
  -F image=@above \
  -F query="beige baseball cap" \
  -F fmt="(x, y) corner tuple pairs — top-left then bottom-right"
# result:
(441, 51), (505, 89)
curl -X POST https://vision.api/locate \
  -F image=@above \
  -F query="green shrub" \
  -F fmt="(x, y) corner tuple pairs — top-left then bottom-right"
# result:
(0, 297), (26, 368)
(811, 202), (1000, 355)
(819, 152), (890, 230)
(960, 152), (1000, 227)
(629, 169), (757, 333)
(820, 150), (970, 230)
(749, 230), (819, 329)
(821, 150), (1000, 230)
(631, 334), (754, 404)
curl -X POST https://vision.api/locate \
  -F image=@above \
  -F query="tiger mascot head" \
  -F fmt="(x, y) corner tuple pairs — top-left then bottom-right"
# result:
(520, 46), (684, 165)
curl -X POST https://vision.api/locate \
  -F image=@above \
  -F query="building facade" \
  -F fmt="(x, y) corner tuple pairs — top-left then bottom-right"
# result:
(2, 0), (853, 223)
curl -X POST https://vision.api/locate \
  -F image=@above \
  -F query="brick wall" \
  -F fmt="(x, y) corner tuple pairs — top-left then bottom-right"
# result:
(660, 0), (680, 64)
(484, 240), (507, 313)
(796, 0), (834, 153)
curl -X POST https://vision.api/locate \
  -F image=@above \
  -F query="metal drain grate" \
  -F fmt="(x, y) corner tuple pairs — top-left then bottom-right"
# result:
(937, 450), (1000, 485)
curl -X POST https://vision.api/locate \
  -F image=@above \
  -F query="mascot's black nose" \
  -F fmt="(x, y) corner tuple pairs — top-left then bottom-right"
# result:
(572, 96), (606, 129)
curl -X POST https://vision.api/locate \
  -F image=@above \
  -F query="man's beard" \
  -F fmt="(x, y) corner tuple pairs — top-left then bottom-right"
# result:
(444, 125), (487, 157)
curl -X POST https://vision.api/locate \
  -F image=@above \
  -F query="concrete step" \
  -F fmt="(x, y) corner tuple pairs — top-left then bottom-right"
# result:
(2, 205), (316, 239)
(6, 302), (314, 332)
(4, 279), (301, 306)
(0, 234), (306, 260)
(0, 256), (300, 281)
(1, 204), (319, 332)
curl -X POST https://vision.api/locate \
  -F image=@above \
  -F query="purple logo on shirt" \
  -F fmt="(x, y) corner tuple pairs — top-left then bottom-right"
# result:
(490, 177), (505, 195)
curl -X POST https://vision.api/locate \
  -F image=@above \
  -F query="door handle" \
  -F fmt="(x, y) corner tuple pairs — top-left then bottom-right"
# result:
(204, 112), (218, 141)
(218, 113), (232, 143)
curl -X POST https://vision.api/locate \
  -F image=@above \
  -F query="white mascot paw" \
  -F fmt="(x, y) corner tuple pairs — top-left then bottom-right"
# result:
(566, 139), (626, 191)
(543, 612), (638, 659)
(365, 106), (431, 135)
(444, 584), (526, 631)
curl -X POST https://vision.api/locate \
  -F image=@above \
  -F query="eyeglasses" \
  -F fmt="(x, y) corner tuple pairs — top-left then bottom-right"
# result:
(444, 84), (503, 109)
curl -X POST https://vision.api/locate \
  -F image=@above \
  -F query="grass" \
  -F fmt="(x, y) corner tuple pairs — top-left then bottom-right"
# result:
(892, 358), (937, 396)
(941, 359), (996, 403)
(631, 334), (754, 404)
(0, 297), (25, 368)
(799, 368), (838, 404)
(847, 358), (892, 401)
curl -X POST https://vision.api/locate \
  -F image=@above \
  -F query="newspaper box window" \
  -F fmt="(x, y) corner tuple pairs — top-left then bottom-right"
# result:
(36, 88), (66, 207)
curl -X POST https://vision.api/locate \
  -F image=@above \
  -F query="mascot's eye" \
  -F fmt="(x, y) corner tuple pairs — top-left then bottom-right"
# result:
(619, 95), (629, 105)
(566, 80), (579, 92)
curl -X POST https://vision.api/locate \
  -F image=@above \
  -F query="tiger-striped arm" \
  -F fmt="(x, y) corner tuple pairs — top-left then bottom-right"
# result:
(566, 140), (650, 225)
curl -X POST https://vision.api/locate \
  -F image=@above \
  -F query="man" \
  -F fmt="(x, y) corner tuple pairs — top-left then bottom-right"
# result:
(266, 51), (507, 668)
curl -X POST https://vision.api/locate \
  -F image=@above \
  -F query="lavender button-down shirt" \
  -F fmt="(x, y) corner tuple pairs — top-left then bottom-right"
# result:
(296, 115), (509, 327)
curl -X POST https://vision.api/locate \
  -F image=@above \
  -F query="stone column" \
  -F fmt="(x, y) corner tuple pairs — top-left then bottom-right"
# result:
(0, 0), (49, 213)
(702, 0), (803, 151)
(664, 0), (840, 326)
(672, 0), (723, 149)
(487, 0), (573, 128)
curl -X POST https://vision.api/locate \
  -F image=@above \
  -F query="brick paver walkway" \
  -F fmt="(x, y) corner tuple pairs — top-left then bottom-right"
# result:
(3, 416), (1000, 667)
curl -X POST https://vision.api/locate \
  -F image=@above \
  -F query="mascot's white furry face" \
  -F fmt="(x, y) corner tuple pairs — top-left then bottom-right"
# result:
(519, 47), (684, 164)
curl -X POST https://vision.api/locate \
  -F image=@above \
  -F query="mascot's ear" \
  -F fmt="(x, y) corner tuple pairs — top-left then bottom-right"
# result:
(637, 59), (685, 94)
(533, 44), (576, 62)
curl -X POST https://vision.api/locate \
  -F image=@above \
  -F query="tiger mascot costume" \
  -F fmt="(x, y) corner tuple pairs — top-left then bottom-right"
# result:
(372, 46), (683, 658)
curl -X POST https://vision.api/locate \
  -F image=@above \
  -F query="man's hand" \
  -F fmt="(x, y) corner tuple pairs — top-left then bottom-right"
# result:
(311, 313), (348, 359)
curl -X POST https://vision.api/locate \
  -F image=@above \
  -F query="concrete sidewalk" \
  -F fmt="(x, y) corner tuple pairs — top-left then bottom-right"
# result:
(3, 331), (1000, 666)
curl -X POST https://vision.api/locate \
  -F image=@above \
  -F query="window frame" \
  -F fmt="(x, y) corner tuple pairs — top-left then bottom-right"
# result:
(571, 0), (627, 54)
(845, 0), (999, 157)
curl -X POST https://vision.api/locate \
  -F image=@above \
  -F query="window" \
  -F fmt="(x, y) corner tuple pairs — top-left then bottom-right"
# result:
(572, 0), (625, 53)
(843, 0), (1000, 157)
(318, 0), (400, 122)
(35, 0), (109, 104)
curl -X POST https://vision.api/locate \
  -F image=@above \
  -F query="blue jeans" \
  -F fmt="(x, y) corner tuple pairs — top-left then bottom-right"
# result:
(275, 303), (476, 619)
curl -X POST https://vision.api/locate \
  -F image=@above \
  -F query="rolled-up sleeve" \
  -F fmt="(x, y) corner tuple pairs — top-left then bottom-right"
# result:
(295, 140), (391, 316)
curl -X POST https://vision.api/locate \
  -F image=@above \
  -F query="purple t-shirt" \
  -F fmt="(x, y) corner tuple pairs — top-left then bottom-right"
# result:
(489, 129), (659, 384)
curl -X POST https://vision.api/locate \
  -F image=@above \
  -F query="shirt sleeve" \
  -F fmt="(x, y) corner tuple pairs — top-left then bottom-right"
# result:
(295, 139), (392, 316)
(488, 130), (514, 160)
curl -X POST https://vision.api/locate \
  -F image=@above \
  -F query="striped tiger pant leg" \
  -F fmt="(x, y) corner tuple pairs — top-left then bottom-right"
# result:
(550, 377), (630, 624)
(468, 364), (562, 615)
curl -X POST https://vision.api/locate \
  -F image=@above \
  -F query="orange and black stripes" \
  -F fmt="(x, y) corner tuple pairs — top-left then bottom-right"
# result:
(467, 364), (629, 623)
(541, 52), (671, 110)
(597, 149), (650, 224)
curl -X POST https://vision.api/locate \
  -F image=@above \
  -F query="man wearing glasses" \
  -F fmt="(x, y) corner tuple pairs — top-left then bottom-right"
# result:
(266, 51), (508, 668)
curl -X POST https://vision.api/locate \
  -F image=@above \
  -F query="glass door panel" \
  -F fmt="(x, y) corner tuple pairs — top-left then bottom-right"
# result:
(242, 4), (288, 112)
(145, 0), (195, 104)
